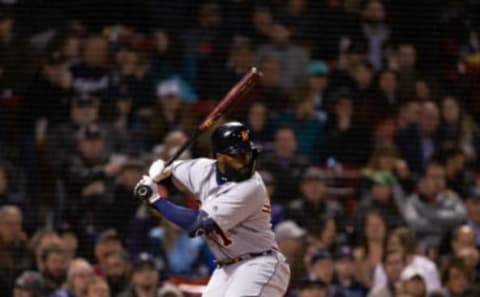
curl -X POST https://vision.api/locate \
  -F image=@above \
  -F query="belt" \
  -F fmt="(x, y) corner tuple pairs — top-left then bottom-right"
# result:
(216, 250), (275, 268)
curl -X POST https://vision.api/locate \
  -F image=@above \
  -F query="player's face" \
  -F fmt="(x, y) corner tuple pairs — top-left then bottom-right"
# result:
(218, 151), (252, 175)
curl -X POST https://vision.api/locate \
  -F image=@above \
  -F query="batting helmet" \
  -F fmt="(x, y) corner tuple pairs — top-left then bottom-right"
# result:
(211, 122), (256, 155)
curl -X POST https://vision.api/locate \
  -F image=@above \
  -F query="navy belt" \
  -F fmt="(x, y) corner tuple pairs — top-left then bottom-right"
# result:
(216, 250), (274, 268)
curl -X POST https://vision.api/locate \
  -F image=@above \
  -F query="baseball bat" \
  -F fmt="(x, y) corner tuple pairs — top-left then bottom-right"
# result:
(134, 67), (262, 199)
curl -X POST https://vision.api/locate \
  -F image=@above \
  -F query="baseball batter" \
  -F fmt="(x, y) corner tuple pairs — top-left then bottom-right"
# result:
(135, 122), (290, 296)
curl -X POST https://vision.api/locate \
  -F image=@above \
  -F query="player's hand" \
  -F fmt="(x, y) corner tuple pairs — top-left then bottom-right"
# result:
(134, 175), (161, 203)
(148, 159), (172, 182)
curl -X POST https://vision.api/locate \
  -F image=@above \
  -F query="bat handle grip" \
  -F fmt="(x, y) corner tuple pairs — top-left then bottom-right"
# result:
(134, 185), (153, 200)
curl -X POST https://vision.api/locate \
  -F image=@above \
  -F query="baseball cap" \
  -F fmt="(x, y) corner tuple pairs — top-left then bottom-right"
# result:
(15, 271), (45, 291)
(157, 80), (180, 97)
(77, 123), (105, 141)
(311, 249), (333, 265)
(334, 245), (354, 261)
(274, 220), (306, 239)
(370, 171), (396, 186)
(308, 61), (329, 76)
(302, 167), (328, 181)
(400, 266), (425, 281)
(96, 229), (121, 244)
(132, 252), (156, 271)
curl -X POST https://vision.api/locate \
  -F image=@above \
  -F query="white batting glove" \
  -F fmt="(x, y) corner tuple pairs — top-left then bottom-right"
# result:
(148, 159), (172, 182)
(134, 175), (161, 203)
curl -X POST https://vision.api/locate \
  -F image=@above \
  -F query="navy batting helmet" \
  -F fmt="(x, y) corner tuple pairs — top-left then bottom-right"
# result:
(211, 122), (256, 155)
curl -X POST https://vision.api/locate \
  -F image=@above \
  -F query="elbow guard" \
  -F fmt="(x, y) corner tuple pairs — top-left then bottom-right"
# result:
(187, 211), (232, 246)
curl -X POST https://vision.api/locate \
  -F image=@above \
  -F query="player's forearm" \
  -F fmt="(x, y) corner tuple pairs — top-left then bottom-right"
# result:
(150, 198), (198, 230)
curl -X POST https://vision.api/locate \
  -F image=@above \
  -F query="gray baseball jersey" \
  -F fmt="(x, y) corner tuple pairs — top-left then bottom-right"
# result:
(171, 158), (278, 261)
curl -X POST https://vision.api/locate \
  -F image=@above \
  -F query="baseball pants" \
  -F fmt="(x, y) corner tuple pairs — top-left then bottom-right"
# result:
(202, 251), (291, 297)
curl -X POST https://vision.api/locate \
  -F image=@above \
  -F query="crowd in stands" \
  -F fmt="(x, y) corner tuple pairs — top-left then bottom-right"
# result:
(1, 0), (480, 296)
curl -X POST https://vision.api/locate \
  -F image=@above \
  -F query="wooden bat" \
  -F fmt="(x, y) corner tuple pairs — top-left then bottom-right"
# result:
(134, 67), (262, 199)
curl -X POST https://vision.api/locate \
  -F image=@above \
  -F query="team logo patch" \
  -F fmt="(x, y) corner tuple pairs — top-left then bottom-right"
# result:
(240, 130), (249, 142)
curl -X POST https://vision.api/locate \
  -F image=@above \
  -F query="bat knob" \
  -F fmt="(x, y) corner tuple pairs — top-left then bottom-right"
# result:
(134, 185), (153, 200)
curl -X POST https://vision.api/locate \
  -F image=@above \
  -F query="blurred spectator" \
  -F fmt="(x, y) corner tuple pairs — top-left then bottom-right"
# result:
(39, 244), (68, 295)
(249, 6), (274, 47)
(306, 249), (347, 297)
(51, 258), (94, 297)
(368, 249), (406, 297)
(277, 0), (318, 44)
(275, 220), (308, 288)
(360, 0), (390, 71)
(374, 227), (441, 293)
(440, 257), (474, 297)
(323, 90), (371, 166)
(440, 146), (473, 198)
(393, 43), (420, 101)
(258, 126), (308, 205)
(256, 21), (310, 90)
(297, 277), (329, 297)
(464, 187), (480, 247)
(13, 271), (46, 297)
(102, 249), (131, 296)
(399, 267), (428, 297)
(118, 253), (160, 297)
(394, 101), (441, 173)
(334, 245), (368, 297)
(244, 102), (273, 148)
(0, 205), (30, 295)
(354, 210), (388, 288)
(0, 161), (25, 209)
(158, 283), (184, 297)
(307, 60), (329, 112)
(439, 96), (479, 162)
(352, 62), (375, 99)
(366, 70), (399, 128)
(93, 229), (123, 274)
(149, 29), (195, 89)
(353, 171), (404, 235)
(288, 167), (344, 235)
(70, 36), (110, 99)
(85, 276), (110, 297)
(30, 229), (62, 272)
(273, 87), (325, 162)
(403, 161), (466, 251)
(329, 42), (368, 94)
(58, 225), (79, 263)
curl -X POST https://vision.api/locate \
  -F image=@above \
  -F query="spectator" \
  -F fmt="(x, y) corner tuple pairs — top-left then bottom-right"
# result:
(93, 229), (124, 274)
(307, 249), (347, 297)
(352, 62), (375, 100)
(403, 161), (466, 250)
(288, 167), (344, 235)
(399, 267), (428, 297)
(273, 87), (325, 162)
(102, 249), (131, 296)
(394, 101), (441, 173)
(275, 220), (308, 288)
(258, 126), (309, 205)
(256, 21), (310, 90)
(334, 245), (368, 297)
(29, 229), (62, 272)
(70, 36), (110, 99)
(58, 225), (79, 263)
(306, 60), (330, 112)
(249, 6), (274, 46)
(39, 244), (68, 295)
(51, 258), (94, 297)
(323, 90), (371, 166)
(365, 70), (399, 129)
(297, 277), (329, 297)
(450, 225), (476, 257)
(368, 250), (406, 297)
(374, 227), (441, 293)
(0, 205), (31, 296)
(354, 210), (388, 288)
(244, 102), (273, 149)
(353, 171), (405, 235)
(440, 257), (474, 297)
(13, 271), (46, 297)
(441, 146), (473, 198)
(464, 187), (480, 247)
(85, 276), (110, 297)
(360, 0), (390, 70)
(439, 96), (479, 162)
(393, 43), (421, 101)
(0, 161), (25, 209)
(329, 42), (368, 94)
(118, 253), (160, 297)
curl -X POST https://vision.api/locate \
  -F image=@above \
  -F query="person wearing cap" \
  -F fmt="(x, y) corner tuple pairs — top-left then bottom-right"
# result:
(353, 171), (404, 240)
(275, 220), (307, 288)
(399, 267), (428, 297)
(464, 187), (480, 248)
(307, 60), (329, 112)
(288, 166), (343, 234)
(334, 245), (368, 297)
(118, 253), (160, 297)
(307, 249), (347, 297)
(13, 271), (46, 297)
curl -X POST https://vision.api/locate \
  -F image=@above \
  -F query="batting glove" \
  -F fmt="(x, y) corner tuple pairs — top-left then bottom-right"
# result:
(148, 159), (172, 182)
(134, 175), (161, 203)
